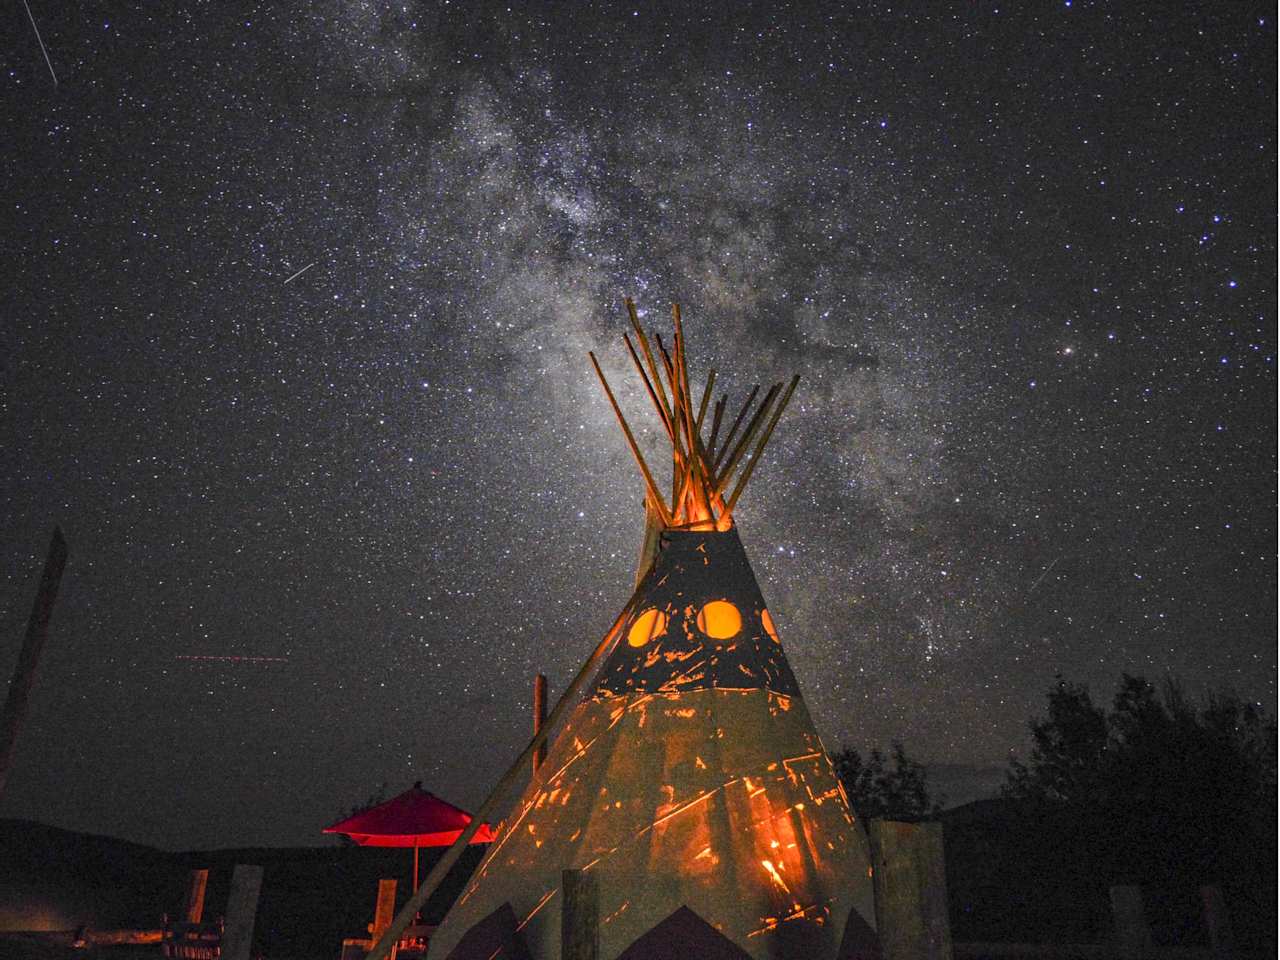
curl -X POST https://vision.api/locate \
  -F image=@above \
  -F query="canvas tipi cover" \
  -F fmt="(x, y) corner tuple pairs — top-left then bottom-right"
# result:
(429, 304), (878, 959)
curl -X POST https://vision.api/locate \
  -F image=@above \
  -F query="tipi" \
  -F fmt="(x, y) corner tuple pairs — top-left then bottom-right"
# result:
(429, 302), (878, 960)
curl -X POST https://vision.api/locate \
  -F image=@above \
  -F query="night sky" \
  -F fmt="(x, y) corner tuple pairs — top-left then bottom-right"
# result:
(3, 3), (1274, 851)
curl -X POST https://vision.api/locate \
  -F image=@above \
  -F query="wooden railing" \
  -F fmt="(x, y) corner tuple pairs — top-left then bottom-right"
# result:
(161, 918), (223, 959)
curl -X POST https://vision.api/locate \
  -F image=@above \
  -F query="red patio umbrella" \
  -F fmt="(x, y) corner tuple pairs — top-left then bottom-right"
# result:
(323, 781), (496, 893)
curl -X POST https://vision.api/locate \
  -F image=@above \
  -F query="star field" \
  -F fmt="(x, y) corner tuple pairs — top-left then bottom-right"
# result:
(2, 3), (1275, 848)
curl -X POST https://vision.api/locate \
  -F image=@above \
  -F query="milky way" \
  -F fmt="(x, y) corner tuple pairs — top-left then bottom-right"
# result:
(3, 3), (1274, 848)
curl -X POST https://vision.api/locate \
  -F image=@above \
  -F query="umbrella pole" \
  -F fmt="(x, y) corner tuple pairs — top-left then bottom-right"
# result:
(413, 840), (420, 922)
(365, 583), (643, 960)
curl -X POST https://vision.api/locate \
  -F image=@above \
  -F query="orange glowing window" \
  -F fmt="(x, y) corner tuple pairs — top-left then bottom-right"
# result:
(628, 608), (668, 647)
(761, 608), (780, 642)
(696, 600), (742, 639)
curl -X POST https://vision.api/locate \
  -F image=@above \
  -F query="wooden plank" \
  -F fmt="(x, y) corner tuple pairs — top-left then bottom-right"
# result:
(562, 868), (600, 960)
(870, 820), (953, 960)
(219, 864), (264, 960)
(182, 869), (209, 924)
(1109, 885), (1153, 960)
(371, 878), (397, 936)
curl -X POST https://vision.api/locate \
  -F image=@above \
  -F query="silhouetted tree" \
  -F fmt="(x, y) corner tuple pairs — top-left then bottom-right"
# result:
(831, 742), (942, 822)
(1005, 675), (1110, 806)
(1003, 673), (1276, 949)
(331, 782), (388, 847)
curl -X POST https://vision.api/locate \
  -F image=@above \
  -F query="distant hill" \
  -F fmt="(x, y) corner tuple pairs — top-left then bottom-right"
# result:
(0, 819), (172, 933)
(0, 819), (484, 959)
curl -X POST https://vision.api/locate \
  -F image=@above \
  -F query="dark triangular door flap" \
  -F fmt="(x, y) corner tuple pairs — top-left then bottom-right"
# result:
(615, 905), (752, 960)
(837, 904), (883, 960)
(442, 901), (531, 960)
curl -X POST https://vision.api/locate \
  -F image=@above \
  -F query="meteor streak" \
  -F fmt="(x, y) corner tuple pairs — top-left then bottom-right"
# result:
(1028, 556), (1063, 594)
(282, 261), (316, 284)
(22, 0), (57, 86)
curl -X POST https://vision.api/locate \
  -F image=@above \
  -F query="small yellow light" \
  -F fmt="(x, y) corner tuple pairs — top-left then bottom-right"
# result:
(628, 608), (667, 647)
(761, 608), (780, 642)
(696, 600), (742, 639)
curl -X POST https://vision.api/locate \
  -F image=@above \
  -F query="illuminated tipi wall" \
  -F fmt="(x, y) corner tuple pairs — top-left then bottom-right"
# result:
(430, 303), (878, 960)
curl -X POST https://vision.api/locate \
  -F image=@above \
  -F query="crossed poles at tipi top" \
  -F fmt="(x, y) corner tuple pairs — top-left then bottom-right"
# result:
(589, 298), (798, 535)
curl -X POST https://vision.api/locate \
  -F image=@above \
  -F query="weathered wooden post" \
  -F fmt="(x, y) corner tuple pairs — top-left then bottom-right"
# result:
(1200, 885), (1233, 960)
(869, 820), (952, 960)
(1109, 884), (1153, 960)
(533, 673), (548, 774)
(0, 527), (68, 800)
(220, 864), (264, 960)
(183, 868), (209, 924)
(561, 868), (599, 960)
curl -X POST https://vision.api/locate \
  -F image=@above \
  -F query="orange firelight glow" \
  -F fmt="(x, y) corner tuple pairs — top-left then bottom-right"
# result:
(761, 608), (779, 642)
(696, 599), (742, 639)
(628, 608), (669, 647)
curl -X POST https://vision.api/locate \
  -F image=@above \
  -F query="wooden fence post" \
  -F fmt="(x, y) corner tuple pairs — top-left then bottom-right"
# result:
(183, 868), (209, 924)
(0, 527), (67, 800)
(561, 868), (599, 960)
(1200, 885), (1233, 960)
(1109, 885), (1152, 960)
(869, 820), (953, 960)
(220, 864), (264, 960)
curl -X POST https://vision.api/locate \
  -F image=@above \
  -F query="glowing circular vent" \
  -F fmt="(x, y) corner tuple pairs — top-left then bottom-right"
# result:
(628, 608), (668, 648)
(761, 608), (780, 642)
(696, 600), (742, 639)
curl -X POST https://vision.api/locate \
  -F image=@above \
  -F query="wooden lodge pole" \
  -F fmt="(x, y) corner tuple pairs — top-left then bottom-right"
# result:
(713, 384), (760, 472)
(623, 332), (674, 442)
(625, 299), (680, 443)
(724, 374), (799, 514)
(533, 672), (548, 774)
(715, 382), (781, 495)
(589, 351), (672, 526)
(0, 526), (68, 800)
(364, 581), (647, 960)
